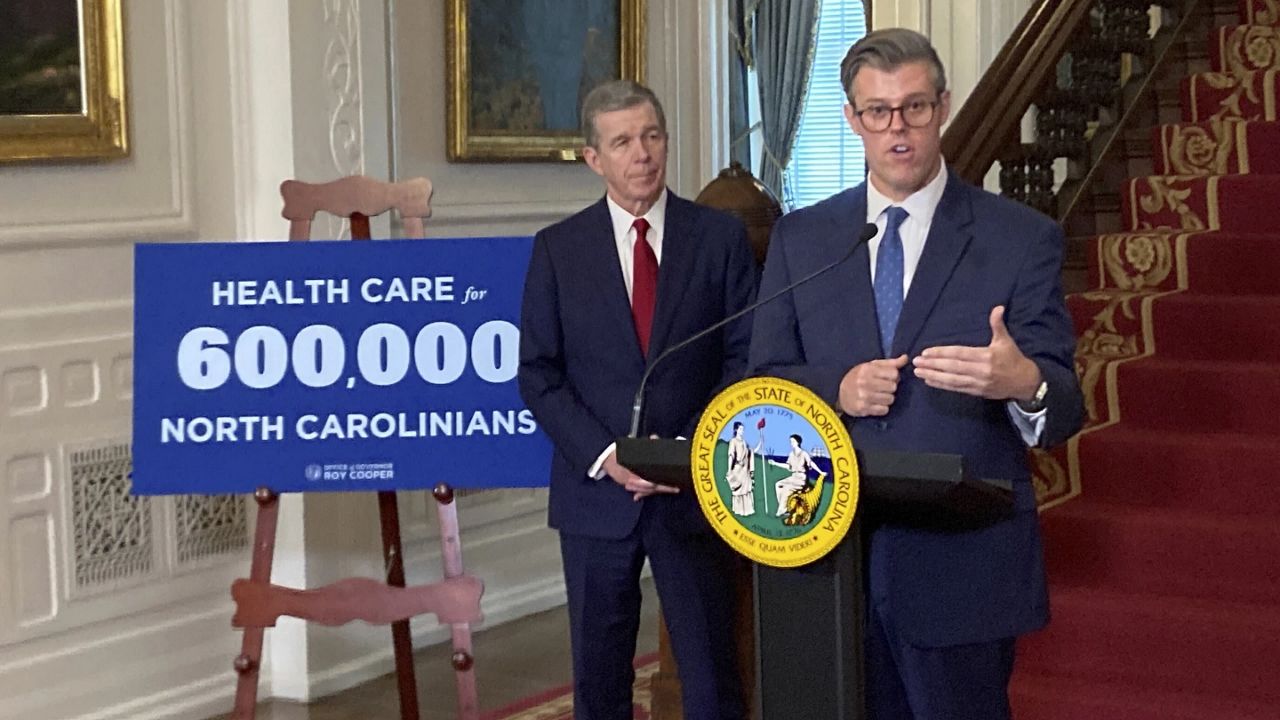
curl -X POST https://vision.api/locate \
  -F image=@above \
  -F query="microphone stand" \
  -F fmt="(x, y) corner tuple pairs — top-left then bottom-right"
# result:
(627, 222), (879, 438)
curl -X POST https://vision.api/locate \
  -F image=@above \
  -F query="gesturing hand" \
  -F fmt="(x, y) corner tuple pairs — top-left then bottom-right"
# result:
(602, 450), (680, 502)
(911, 306), (1042, 401)
(838, 354), (910, 417)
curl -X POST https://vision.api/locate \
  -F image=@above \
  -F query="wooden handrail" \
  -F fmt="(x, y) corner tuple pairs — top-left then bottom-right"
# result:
(941, 0), (1096, 185)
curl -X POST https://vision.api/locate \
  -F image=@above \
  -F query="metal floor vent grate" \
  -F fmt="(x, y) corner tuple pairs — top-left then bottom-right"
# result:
(69, 442), (153, 591)
(176, 493), (248, 565)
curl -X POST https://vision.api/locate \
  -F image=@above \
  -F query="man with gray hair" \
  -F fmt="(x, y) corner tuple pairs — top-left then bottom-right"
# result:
(519, 79), (756, 720)
(750, 28), (1084, 719)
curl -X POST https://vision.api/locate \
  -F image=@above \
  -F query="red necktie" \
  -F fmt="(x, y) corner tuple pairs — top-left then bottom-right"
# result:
(631, 217), (658, 356)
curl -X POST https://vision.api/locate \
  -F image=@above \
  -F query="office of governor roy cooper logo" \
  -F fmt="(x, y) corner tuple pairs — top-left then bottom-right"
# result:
(691, 376), (859, 568)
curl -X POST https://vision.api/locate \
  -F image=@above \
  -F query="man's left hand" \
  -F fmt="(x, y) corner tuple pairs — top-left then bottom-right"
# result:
(911, 306), (1043, 401)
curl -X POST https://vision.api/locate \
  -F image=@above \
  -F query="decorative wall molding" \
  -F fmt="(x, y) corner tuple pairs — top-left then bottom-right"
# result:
(72, 674), (232, 720)
(1, 327), (247, 650)
(873, 0), (933, 35)
(698, 0), (731, 182)
(455, 489), (545, 532)
(7, 453), (52, 504)
(873, 0), (1033, 118)
(0, 602), (240, 720)
(654, 0), (728, 193)
(323, 0), (366, 240)
(324, 0), (366, 177)
(427, 200), (585, 231)
(0, 300), (132, 347)
(0, 0), (195, 249)
(7, 514), (57, 627)
(657, 1), (686, 189)
(0, 365), (47, 417)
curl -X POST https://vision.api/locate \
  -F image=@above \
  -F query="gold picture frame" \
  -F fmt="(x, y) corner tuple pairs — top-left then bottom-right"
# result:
(0, 0), (129, 163)
(446, 0), (646, 162)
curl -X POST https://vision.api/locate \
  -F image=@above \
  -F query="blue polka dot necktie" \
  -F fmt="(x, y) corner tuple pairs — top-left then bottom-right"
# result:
(874, 206), (908, 357)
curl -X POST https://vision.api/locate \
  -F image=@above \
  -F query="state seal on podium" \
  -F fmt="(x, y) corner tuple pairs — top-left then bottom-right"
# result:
(690, 376), (859, 568)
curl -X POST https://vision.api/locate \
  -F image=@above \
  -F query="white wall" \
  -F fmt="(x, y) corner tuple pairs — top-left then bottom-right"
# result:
(391, 0), (728, 239)
(0, 2), (1033, 716)
(0, 0), (730, 717)
(874, 0), (1035, 191)
(270, 0), (735, 701)
(271, 0), (733, 704)
(873, 0), (1035, 116)
(0, 2), (258, 719)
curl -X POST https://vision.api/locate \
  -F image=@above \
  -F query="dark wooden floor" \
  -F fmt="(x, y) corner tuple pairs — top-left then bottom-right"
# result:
(224, 579), (659, 719)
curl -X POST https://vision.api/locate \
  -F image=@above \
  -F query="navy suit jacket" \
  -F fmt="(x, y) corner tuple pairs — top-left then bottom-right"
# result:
(749, 172), (1085, 647)
(519, 193), (757, 540)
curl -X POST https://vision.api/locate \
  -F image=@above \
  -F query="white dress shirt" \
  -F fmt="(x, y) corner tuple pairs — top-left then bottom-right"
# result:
(606, 189), (667, 300)
(865, 158), (948, 292)
(866, 162), (1046, 446)
(589, 191), (669, 480)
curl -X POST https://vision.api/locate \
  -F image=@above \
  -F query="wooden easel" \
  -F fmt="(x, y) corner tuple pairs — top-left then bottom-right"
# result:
(229, 176), (482, 720)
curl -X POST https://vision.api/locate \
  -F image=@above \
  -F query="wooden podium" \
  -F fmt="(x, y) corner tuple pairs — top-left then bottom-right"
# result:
(618, 440), (1013, 719)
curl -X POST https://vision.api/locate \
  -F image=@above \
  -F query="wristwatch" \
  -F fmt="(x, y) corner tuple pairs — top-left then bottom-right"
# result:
(1017, 380), (1049, 413)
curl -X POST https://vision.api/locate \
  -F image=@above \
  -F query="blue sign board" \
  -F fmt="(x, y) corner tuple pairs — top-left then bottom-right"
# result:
(132, 238), (553, 494)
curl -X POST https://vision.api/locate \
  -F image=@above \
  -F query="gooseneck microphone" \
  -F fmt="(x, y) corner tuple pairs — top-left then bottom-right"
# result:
(628, 222), (880, 438)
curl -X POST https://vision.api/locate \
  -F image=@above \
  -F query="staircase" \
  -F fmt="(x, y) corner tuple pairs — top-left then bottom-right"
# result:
(1011, 0), (1280, 716)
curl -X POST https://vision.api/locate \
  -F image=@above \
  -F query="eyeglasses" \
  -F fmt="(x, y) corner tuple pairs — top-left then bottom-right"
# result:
(852, 98), (939, 132)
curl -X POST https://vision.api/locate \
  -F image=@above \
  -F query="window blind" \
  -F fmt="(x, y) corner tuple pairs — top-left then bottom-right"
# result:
(783, 2), (869, 209)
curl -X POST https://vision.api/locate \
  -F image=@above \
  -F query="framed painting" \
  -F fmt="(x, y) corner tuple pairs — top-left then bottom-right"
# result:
(0, 0), (128, 163)
(446, 0), (646, 162)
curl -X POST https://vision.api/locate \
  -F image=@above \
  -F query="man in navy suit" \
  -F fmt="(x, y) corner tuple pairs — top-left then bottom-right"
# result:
(518, 80), (755, 720)
(749, 29), (1085, 719)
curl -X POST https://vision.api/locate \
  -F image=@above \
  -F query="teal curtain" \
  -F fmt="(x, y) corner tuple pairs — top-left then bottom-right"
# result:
(728, 0), (753, 169)
(753, 0), (822, 199)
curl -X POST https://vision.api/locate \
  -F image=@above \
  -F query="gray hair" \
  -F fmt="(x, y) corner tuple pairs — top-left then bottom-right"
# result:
(840, 28), (947, 105)
(580, 80), (668, 149)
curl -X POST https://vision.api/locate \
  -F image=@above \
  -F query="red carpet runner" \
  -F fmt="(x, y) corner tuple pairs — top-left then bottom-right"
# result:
(479, 656), (657, 720)
(1013, 0), (1280, 716)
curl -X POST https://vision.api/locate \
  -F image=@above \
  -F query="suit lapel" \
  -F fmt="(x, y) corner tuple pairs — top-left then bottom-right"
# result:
(827, 187), (887, 362)
(582, 198), (646, 363)
(647, 193), (695, 360)
(890, 173), (975, 356)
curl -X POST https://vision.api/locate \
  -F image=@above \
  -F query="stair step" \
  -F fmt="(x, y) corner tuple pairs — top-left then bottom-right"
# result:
(1124, 127), (1152, 157)
(1184, 44), (1213, 73)
(1011, 672), (1280, 720)
(1076, 232), (1280, 295)
(1113, 358), (1280, 433)
(1158, 81), (1187, 117)
(1153, 119), (1280, 175)
(1212, 25), (1280, 74)
(1124, 174), (1280, 232)
(1181, 232), (1280, 293)
(1075, 428), (1280, 515)
(1018, 588), (1280, 701)
(1242, 0), (1280, 27)
(1150, 293), (1280, 360)
(1088, 191), (1122, 215)
(1030, 4), (1280, 713)
(1183, 70), (1280, 122)
(1041, 501), (1280, 603)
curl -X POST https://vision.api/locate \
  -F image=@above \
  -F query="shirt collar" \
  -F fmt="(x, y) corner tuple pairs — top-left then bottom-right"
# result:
(866, 159), (948, 225)
(606, 188), (668, 240)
